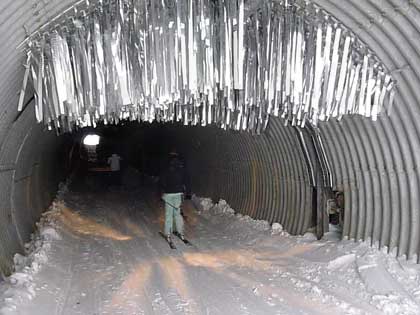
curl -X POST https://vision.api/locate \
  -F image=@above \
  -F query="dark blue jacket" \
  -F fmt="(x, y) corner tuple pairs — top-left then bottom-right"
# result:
(160, 155), (190, 194)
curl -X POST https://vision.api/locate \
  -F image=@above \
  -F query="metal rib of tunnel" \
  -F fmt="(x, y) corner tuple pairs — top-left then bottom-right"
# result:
(0, 0), (420, 277)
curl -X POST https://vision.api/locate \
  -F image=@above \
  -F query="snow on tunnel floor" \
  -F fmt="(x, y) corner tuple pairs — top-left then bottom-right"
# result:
(1, 184), (420, 315)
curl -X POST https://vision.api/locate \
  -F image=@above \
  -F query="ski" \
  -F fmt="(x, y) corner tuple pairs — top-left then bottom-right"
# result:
(173, 231), (193, 246)
(159, 232), (177, 249)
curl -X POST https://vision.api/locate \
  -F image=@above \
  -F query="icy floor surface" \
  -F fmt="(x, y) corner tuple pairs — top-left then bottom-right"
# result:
(1, 188), (420, 315)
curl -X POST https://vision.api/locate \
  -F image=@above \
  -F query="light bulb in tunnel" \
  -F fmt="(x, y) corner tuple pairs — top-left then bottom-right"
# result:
(83, 134), (100, 146)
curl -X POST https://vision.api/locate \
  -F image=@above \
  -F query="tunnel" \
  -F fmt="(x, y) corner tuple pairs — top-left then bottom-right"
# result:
(1, 0), (420, 314)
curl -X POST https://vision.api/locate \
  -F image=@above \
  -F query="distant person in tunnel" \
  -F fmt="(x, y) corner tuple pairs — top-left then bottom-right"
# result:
(160, 149), (190, 243)
(107, 153), (122, 186)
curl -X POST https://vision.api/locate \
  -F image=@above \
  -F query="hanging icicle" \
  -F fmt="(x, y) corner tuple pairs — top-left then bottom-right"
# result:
(18, 0), (396, 134)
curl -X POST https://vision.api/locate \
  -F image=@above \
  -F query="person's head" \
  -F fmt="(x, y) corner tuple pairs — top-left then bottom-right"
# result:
(168, 153), (183, 168)
(169, 147), (178, 157)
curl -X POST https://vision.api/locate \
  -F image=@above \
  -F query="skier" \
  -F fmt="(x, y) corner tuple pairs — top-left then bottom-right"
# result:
(159, 149), (190, 248)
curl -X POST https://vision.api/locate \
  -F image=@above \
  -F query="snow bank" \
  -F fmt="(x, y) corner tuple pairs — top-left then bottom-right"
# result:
(327, 253), (356, 270)
(210, 199), (235, 216)
(194, 197), (278, 234)
(193, 195), (420, 315)
(0, 182), (67, 314)
(235, 214), (271, 231)
(271, 222), (283, 235)
(191, 195), (213, 212)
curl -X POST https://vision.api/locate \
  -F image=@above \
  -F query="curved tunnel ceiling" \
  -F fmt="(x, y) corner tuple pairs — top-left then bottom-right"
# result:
(0, 0), (419, 275)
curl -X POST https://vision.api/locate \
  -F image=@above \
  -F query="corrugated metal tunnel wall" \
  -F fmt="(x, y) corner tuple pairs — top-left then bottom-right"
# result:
(173, 121), (313, 236)
(315, 0), (420, 261)
(0, 102), (67, 276)
(1, 0), (420, 276)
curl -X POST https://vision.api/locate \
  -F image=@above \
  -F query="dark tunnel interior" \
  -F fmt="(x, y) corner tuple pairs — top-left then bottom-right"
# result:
(67, 121), (328, 237)
(61, 120), (320, 232)
(69, 122), (195, 193)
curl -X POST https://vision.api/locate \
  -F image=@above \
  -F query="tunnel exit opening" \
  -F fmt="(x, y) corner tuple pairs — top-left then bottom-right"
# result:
(82, 133), (101, 162)
(83, 134), (100, 146)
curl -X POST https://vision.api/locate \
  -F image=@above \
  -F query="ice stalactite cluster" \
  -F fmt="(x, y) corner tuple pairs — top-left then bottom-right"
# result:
(19, 0), (395, 134)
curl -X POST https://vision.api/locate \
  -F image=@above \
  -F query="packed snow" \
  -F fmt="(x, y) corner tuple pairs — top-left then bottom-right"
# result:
(0, 183), (67, 314)
(1, 186), (420, 315)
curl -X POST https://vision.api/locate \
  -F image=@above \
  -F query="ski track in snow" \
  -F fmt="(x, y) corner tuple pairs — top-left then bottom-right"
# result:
(1, 188), (420, 315)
